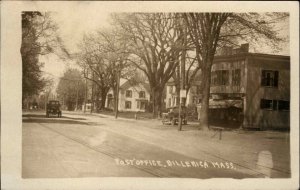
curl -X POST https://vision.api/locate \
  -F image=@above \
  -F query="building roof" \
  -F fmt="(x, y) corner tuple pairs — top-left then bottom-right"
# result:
(214, 52), (290, 63)
(120, 80), (150, 93)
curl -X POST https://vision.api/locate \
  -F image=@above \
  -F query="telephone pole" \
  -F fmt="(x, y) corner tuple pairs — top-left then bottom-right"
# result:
(75, 80), (79, 111)
(115, 68), (121, 119)
(178, 22), (187, 131)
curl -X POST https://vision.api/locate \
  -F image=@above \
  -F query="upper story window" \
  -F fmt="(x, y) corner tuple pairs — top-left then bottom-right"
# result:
(261, 70), (278, 87)
(211, 70), (229, 86)
(169, 86), (173, 94)
(232, 69), (241, 86)
(125, 90), (132, 98)
(139, 91), (145, 98)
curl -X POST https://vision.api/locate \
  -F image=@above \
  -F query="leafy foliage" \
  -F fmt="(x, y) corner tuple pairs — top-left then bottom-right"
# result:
(56, 68), (85, 111)
(112, 13), (186, 116)
(21, 12), (68, 104)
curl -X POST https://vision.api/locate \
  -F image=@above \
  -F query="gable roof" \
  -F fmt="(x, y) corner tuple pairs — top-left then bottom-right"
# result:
(120, 80), (150, 93)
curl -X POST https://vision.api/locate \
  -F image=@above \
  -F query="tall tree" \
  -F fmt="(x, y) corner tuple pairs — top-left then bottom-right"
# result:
(77, 29), (133, 111)
(56, 68), (85, 111)
(112, 13), (185, 117)
(183, 13), (288, 129)
(21, 11), (68, 106)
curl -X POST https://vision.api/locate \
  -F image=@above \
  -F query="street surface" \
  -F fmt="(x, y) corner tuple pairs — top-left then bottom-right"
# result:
(22, 110), (290, 178)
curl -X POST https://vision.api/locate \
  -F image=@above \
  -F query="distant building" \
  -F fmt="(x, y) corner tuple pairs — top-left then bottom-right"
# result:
(165, 78), (202, 108)
(165, 44), (290, 129)
(106, 80), (151, 112)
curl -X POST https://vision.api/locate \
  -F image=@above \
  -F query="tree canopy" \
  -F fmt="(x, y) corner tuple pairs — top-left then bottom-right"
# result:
(56, 68), (85, 111)
(21, 11), (68, 105)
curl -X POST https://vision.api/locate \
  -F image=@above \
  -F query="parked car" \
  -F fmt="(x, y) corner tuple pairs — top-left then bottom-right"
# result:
(162, 106), (187, 125)
(46, 100), (62, 118)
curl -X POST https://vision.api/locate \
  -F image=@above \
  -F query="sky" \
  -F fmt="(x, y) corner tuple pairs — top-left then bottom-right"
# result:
(40, 11), (290, 91)
(41, 11), (111, 88)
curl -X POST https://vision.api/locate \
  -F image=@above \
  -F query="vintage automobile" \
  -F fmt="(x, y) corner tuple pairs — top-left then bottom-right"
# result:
(46, 100), (62, 118)
(162, 106), (187, 125)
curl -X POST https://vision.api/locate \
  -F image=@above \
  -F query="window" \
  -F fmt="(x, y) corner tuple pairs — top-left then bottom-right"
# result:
(278, 100), (290, 111)
(137, 101), (146, 110)
(125, 101), (131, 109)
(140, 102), (146, 110)
(125, 90), (132, 98)
(232, 69), (241, 86)
(261, 70), (279, 87)
(168, 98), (171, 107)
(260, 99), (274, 110)
(221, 70), (229, 85)
(260, 99), (289, 111)
(139, 91), (145, 98)
(169, 86), (173, 93)
(211, 70), (229, 86)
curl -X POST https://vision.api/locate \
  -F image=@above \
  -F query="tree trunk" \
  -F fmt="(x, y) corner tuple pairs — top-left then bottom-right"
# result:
(152, 89), (157, 117)
(199, 60), (213, 130)
(100, 89), (108, 110)
(152, 87), (163, 118)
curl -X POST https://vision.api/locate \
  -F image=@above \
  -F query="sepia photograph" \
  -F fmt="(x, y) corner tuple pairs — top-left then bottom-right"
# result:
(1, 1), (299, 190)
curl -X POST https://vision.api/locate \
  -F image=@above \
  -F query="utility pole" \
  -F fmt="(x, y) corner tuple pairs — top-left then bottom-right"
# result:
(84, 79), (87, 113)
(91, 71), (95, 113)
(75, 80), (79, 111)
(115, 68), (121, 119)
(84, 69), (88, 113)
(178, 22), (187, 131)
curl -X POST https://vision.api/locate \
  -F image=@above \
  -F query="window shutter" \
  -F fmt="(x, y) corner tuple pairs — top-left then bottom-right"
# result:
(272, 100), (278, 110)
(260, 99), (265, 109)
(274, 71), (279, 87)
(261, 70), (266, 86)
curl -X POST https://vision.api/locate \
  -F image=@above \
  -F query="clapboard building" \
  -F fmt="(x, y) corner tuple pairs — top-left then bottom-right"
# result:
(165, 43), (290, 129)
(106, 80), (150, 112)
(210, 44), (290, 129)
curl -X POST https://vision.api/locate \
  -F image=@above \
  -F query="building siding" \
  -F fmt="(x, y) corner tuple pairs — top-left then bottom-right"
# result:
(244, 55), (290, 129)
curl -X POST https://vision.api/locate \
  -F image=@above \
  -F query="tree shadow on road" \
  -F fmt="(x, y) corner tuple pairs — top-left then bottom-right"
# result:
(22, 116), (89, 125)
(23, 118), (89, 125)
(23, 114), (87, 121)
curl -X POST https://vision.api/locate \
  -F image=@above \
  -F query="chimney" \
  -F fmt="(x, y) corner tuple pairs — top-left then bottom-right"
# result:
(240, 43), (249, 53)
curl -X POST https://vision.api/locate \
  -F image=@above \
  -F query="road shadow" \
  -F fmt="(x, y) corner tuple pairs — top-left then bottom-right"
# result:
(23, 114), (87, 121)
(23, 115), (88, 125)
(22, 118), (88, 125)
(65, 112), (107, 118)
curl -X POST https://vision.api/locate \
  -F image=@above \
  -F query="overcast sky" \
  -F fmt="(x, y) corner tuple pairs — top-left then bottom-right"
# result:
(41, 10), (111, 85)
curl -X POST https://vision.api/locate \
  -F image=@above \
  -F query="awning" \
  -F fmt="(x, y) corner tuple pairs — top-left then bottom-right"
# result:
(208, 99), (243, 109)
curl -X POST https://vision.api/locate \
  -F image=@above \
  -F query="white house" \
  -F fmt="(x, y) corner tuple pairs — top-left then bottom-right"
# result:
(106, 80), (151, 112)
(165, 78), (202, 108)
